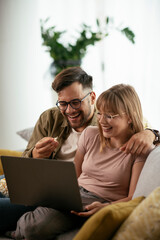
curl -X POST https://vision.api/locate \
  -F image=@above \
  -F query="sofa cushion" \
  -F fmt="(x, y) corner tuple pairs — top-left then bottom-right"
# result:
(112, 186), (160, 240)
(0, 149), (23, 175)
(73, 196), (144, 240)
(132, 146), (160, 199)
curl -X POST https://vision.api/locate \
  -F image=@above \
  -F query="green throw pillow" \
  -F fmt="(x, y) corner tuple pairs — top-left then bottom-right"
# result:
(73, 196), (144, 240)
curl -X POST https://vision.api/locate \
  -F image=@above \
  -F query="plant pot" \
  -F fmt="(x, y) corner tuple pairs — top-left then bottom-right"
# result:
(50, 59), (81, 76)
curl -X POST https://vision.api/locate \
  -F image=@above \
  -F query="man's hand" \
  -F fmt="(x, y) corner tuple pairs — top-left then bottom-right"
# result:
(71, 201), (107, 217)
(32, 137), (59, 159)
(120, 130), (155, 155)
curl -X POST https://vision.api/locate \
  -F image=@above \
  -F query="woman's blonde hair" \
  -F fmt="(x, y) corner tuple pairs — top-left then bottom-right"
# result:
(96, 84), (144, 150)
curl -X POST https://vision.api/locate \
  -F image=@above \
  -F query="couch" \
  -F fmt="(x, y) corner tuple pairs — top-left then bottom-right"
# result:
(0, 146), (160, 240)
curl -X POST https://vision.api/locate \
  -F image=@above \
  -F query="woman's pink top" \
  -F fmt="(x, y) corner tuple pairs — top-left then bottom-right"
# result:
(78, 126), (146, 201)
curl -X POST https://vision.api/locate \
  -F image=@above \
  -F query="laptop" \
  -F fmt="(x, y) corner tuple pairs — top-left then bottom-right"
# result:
(1, 156), (83, 212)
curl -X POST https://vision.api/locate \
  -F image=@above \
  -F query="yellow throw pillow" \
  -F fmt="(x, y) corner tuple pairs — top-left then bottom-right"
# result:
(0, 149), (23, 175)
(112, 186), (160, 240)
(73, 197), (144, 240)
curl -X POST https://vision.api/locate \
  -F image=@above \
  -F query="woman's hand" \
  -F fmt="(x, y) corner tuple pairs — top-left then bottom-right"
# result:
(71, 201), (108, 217)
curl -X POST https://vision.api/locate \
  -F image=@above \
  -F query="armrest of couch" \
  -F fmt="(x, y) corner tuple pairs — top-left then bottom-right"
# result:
(132, 145), (160, 199)
(0, 149), (23, 175)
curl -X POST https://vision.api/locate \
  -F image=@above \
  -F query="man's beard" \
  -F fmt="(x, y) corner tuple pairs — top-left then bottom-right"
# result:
(65, 108), (92, 130)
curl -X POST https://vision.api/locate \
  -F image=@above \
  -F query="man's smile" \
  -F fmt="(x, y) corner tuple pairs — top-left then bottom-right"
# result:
(65, 112), (81, 120)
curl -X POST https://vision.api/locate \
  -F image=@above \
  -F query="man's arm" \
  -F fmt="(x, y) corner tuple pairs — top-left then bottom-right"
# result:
(22, 108), (64, 158)
(120, 129), (157, 155)
(145, 128), (160, 144)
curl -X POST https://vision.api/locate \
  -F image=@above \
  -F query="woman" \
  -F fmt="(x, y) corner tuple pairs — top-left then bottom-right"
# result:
(72, 83), (153, 217)
(12, 84), (153, 240)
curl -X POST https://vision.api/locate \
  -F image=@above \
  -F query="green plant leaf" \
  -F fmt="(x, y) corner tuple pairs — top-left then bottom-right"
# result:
(121, 27), (135, 44)
(40, 18), (135, 75)
(96, 18), (100, 27)
(106, 17), (110, 24)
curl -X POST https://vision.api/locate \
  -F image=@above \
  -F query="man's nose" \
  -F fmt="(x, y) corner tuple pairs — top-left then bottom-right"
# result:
(65, 103), (75, 113)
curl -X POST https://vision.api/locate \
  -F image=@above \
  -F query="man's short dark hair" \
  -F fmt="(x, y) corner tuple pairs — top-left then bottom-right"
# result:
(52, 67), (93, 92)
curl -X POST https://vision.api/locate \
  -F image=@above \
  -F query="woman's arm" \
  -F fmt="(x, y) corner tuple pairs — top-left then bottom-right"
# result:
(74, 150), (85, 178)
(127, 161), (145, 199)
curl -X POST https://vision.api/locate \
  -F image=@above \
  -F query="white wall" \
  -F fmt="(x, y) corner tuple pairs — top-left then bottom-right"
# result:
(101, 0), (160, 130)
(0, 0), (55, 150)
(0, 0), (160, 150)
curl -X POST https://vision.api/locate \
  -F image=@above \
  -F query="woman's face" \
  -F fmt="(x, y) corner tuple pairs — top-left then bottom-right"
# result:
(97, 110), (131, 141)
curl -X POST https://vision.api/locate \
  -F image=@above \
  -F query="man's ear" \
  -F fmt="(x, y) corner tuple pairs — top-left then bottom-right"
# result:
(90, 91), (96, 104)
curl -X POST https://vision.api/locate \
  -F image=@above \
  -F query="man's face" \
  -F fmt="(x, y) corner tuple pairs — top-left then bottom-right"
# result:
(57, 82), (96, 132)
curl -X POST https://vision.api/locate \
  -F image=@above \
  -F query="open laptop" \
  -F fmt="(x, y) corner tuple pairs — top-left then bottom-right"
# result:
(1, 156), (83, 212)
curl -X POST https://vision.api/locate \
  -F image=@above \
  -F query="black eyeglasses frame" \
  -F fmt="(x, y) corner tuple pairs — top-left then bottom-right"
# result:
(56, 92), (92, 111)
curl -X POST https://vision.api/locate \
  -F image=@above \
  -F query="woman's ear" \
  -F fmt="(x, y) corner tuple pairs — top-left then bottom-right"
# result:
(127, 117), (132, 124)
(90, 91), (96, 105)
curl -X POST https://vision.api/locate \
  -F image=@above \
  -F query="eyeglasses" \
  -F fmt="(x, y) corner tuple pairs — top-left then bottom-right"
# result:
(56, 92), (91, 111)
(97, 112), (122, 121)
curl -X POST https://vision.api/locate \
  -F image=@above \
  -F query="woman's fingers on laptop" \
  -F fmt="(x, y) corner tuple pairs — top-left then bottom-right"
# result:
(71, 209), (93, 217)
(71, 201), (104, 217)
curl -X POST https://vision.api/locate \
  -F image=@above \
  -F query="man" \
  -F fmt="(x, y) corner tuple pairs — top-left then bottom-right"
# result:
(22, 67), (97, 161)
(0, 67), (158, 237)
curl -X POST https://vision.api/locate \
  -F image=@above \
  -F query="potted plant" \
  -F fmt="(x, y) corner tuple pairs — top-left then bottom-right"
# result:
(40, 17), (135, 75)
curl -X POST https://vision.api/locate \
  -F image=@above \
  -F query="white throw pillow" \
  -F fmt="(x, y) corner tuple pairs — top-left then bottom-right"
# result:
(16, 127), (34, 142)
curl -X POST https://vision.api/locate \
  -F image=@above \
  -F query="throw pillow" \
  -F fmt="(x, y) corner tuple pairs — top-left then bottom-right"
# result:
(132, 146), (160, 199)
(73, 196), (144, 240)
(0, 149), (23, 175)
(16, 127), (34, 141)
(112, 186), (160, 240)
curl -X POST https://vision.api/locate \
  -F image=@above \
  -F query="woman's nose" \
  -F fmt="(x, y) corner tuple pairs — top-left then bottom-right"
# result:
(99, 114), (108, 123)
